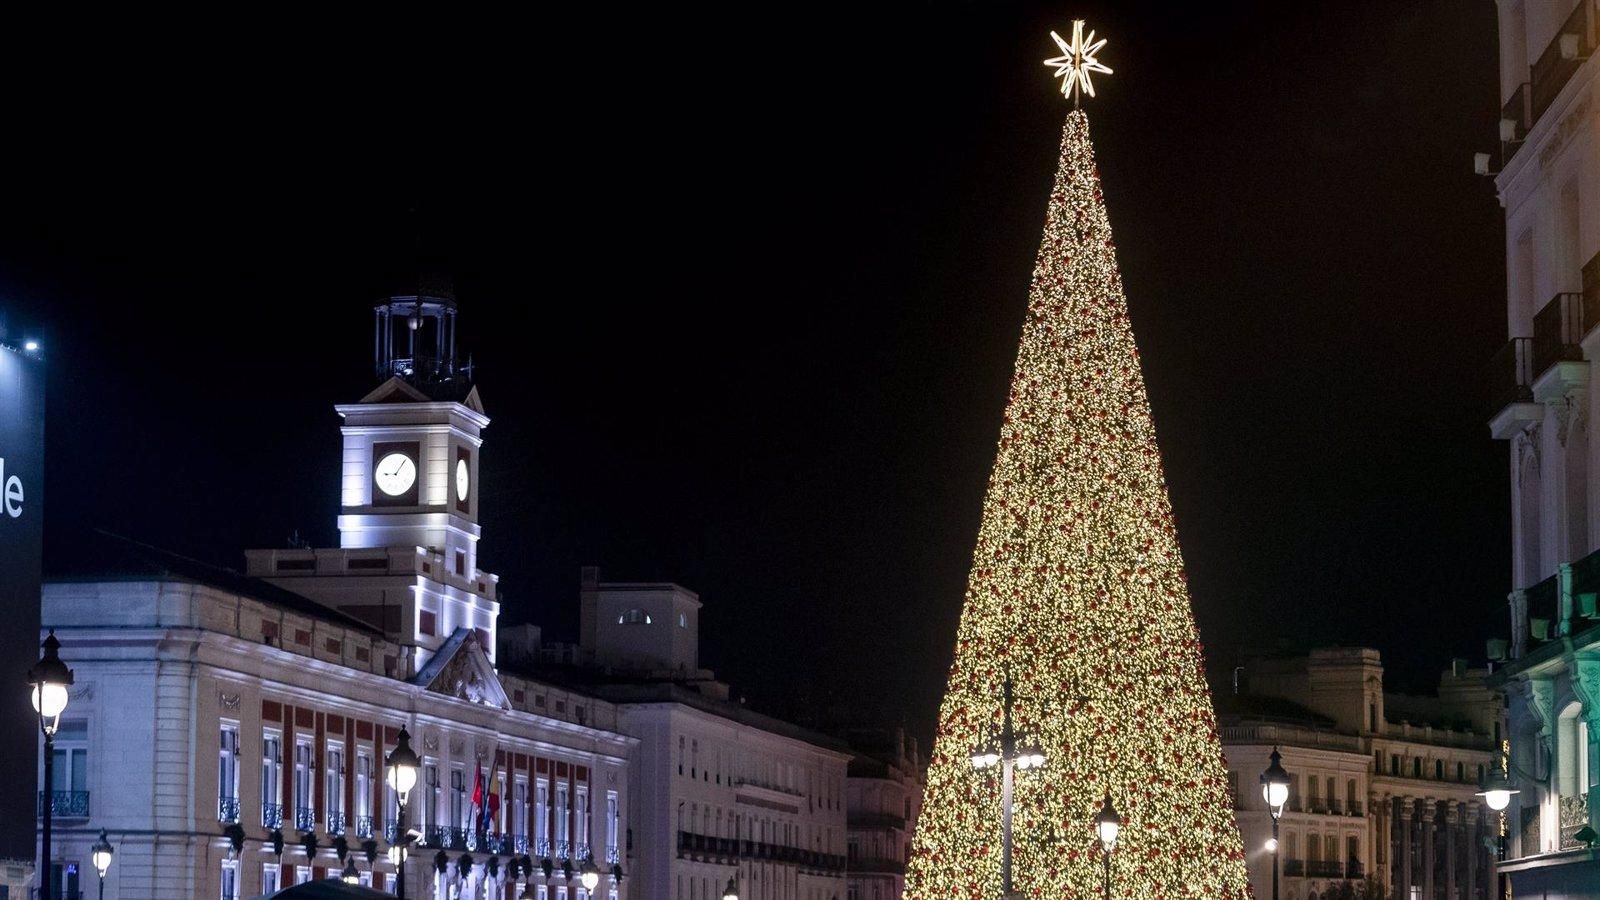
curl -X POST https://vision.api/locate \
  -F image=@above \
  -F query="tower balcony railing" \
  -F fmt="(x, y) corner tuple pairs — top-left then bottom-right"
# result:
(37, 790), (90, 819)
(1531, 0), (1596, 124)
(1488, 338), (1536, 415)
(1531, 292), (1586, 378)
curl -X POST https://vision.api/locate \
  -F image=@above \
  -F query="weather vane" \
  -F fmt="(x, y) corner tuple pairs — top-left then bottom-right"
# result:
(1045, 20), (1112, 106)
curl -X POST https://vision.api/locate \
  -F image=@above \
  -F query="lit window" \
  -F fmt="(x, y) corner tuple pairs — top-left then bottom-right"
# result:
(218, 723), (241, 822)
(261, 864), (280, 894)
(618, 609), (652, 625)
(220, 859), (239, 900)
(262, 731), (283, 828)
(678, 612), (687, 628)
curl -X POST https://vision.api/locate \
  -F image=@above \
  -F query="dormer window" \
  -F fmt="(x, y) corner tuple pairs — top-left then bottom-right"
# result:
(618, 609), (652, 625)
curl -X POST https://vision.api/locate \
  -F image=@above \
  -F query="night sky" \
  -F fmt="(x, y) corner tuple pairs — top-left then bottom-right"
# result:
(0, 2), (1506, 744)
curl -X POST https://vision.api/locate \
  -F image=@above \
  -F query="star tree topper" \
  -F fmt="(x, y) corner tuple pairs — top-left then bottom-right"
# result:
(1045, 20), (1112, 104)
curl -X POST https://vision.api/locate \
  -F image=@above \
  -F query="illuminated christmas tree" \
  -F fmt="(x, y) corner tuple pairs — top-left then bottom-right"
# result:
(904, 23), (1250, 899)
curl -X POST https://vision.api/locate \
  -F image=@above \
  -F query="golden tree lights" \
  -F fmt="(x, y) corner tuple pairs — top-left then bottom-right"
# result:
(901, 108), (1251, 898)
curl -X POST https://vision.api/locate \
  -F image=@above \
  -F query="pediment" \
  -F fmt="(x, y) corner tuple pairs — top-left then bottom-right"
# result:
(413, 628), (509, 710)
(360, 376), (433, 405)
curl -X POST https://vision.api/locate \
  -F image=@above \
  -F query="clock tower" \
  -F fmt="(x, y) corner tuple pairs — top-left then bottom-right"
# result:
(247, 273), (500, 669)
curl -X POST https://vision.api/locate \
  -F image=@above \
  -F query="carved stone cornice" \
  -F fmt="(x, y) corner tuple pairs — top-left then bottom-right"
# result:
(1573, 655), (1600, 725)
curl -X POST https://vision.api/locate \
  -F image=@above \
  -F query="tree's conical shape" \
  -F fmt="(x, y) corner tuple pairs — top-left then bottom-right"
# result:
(904, 111), (1249, 897)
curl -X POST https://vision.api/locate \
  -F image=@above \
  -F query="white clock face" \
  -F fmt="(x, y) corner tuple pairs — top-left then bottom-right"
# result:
(374, 452), (417, 497)
(455, 458), (470, 503)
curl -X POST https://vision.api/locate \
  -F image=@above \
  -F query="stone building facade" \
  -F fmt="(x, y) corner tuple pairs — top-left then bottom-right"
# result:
(843, 728), (923, 900)
(1219, 648), (1503, 900)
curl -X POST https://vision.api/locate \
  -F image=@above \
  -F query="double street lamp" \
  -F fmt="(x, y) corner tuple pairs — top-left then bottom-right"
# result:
(969, 677), (1045, 898)
(1259, 748), (1291, 900)
(385, 726), (421, 900)
(28, 630), (74, 900)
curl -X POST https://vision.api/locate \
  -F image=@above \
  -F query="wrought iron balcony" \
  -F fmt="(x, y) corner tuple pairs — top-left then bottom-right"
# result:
(1532, 292), (1586, 378)
(605, 845), (620, 864)
(1306, 860), (1343, 878)
(356, 815), (374, 840)
(327, 811), (346, 835)
(555, 839), (572, 860)
(37, 790), (90, 818)
(263, 802), (283, 829)
(1531, 0), (1596, 124)
(384, 822), (400, 844)
(1347, 860), (1365, 878)
(294, 806), (316, 832)
(218, 796), (241, 824)
(534, 838), (551, 858)
(574, 843), (591, 862)
(1283, 859), (1305, 877)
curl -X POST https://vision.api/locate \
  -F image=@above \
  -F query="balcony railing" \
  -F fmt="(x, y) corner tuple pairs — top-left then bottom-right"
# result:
(1306, 860), (1343, 878)
(384, 822), (400, 844)
(847, 812), (908, 831)
(534, 838), (551, 858)
(355, 815), (374, 840)
(294, 806), (316, 832)
(1283, 859), (1305, 876)
(1531, 0), (1596, 123)
(1348, 860), (1365, 878)
(555, 839), (572, 860)
(605, 845), (620, 864)
(263, 802), (283, 829)
(1502, 82), (1532, 151)
(1489, 338), (1536, 414)
(218, 796), (241, 824)
(1532, 292), (1585, 378)
(37, 790), (90, 818)
(1560, 794), (1590, 849)
(327, 811), (346, 835)
(1586, 249), (1600, 335)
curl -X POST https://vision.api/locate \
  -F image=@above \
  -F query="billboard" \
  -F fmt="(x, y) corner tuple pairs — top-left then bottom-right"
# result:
(0, 344), (43, 859)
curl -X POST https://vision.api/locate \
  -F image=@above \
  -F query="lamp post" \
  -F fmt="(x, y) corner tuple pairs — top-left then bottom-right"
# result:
(580, 855), (600, 892)
(91, 829), (113, 900)
(1259, 748), (1290, 900)
(386, 726), (421, 900)
(1093, 792), (1120, 900)
(28, 630), (73, 900)
(1476, 759), (1518, 899)
(969, 677), (1045, 898)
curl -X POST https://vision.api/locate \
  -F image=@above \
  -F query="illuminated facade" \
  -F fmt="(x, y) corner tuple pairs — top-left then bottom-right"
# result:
(36, 283), (637, 900)
(1220, 649), (1501, 900)
(1484, 0), (1600, 894)
(844, 729), (923, 900)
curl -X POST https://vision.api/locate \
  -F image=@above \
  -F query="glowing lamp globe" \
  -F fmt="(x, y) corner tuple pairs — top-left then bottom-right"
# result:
(385, 726), (421, 800)
(1264, 837), (1278, 853)
(1476, 765), (1518, 812)
(91, 830), (114, 878)
(722, 878), (739, 900)
(27, 631), (74, 733)
(1260, 748), (1291, 815)
(1094, 792), (1122, 849)
(581, 858), (601, 890)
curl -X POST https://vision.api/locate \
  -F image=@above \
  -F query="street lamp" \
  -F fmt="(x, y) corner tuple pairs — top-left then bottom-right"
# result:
(969, 677), (1044, 898)
(386, 726), (421, 900)
(721, 877), (739, 900)
(1259, 748), (1290, 900)
(91, 829), (113, 900)
(342, 856), (360, 883)
(1093, 792), (1121, 900)
(1475, 762), (1518, 812)
(580, 855), (600, 891)
(28, 630), (73, 900)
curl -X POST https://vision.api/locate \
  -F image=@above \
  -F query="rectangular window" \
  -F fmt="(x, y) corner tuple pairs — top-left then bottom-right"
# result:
(294, 741), (315, 831)
(261, 865), (280, 895)
(326, 743), (346, 833)
(535, 779), (550, 853)
(515, 779), (530, 843)
(355, 751), (373, 836)
(295, 866), (311, 885)
(220, 860), (239, 900)
(606, 790), (619, 858)
(49, 719), (88, 800)
(1390, 754), (1399, 775)
(218, 723), (241, 822)
(556, 782), (570, 848)
(262, 732), (283, 827)
(423, 763), (440, 834)
(451, 768), (467, 831)
(576, 786), (590, 852)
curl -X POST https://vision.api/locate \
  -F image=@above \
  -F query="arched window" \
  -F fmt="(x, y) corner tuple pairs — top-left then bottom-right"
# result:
(1556, 701), (1589, 796)
(678, 612), (687, 628)
(1307, 834), (1321, 863)
(618, 608), (653, 625)
(1284, 832), (1298, 862)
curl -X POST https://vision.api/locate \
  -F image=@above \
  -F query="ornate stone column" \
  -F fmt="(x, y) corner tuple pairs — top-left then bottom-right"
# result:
(1422, 797), (1436, 900)
(1445, 800), (1459, 900)
(1399, 798), (1413, 899)
(1464, 800), (1478, 900)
